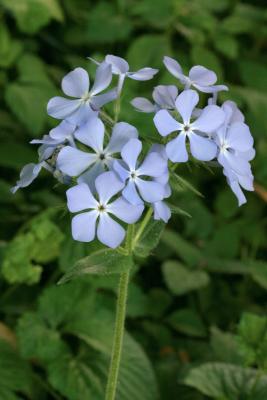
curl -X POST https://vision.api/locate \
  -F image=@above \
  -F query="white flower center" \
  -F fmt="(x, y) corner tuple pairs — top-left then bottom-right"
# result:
(130, 170), (138, 180)
(97, 203), (106, 213)
(182, 124), (192, 135)
(81, 92), (91, 102)
(221, 142), (229, 153)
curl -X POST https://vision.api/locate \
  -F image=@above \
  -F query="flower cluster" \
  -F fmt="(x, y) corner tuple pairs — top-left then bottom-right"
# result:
(12, 54), (255, 248)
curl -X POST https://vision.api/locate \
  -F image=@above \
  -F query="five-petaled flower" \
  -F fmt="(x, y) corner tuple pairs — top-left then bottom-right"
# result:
(154, 89), (225, 162)
(66, 171), (144, 248)
(131, 85), (178, 113)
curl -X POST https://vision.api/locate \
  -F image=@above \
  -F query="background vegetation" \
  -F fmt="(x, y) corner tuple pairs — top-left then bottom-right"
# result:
(1, 0), (267, 399)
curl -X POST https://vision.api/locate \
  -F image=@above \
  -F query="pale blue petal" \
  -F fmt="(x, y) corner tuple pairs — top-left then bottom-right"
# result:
(153, 85), (178, 109)
(97, 213), (125, 248)
(50, 120), (76, 141)
(62, 67), (89, 98)
(153, 110), (181, 137)
(149, 144), (168, 160)
(72, 211), (98, 242)
(121, 138), (142, 170)
(78, 162), (105, 192)
(128, 68), (158, 81)
(175, 89), (199, 124)
(135, 178), (165, 203)
(47, 97), (81, 120)
(131, 97), (155, 113)
(57, 146), (97, 176)
(189, 132), (217, 161)
(75, 117), (104, 152)
(223, 100), (244, 123)
(193, 84), (228, 93)
(91, 89), (117, 109)
(90, 62), (112, 95)
(105, 55), (129, 74)
(108, 197), (144, 223)
(122, 180), (143, 205)
(113, 160), (130, 182)
(153, 201), (171, 223)
(11, 163), (42, 193)
(166, 134), (188, 162)
(137, 152), (167, 177)
(95, 171), (124, 203)
(189, 66), (217, 86)
(218, 152), (251, 176)
(163, 56), (185, 81)
(66, 103), (97, 125)
(38, 144), (56, 161)
(192, 105), (225, 133)
(66, 183), (97, 212)
(106, 122), (138, 154)
(31, 135), (58, 145)
(227, 122), (253, 152)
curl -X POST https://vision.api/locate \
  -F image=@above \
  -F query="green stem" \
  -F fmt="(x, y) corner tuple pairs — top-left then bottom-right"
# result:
(133, 207), (153, 248)
(104, 225), (134, 400)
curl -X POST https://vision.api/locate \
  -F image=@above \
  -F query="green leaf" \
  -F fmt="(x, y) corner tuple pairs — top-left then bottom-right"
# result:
(184, 362), (267, 399)
(161, 229), (203, 267)
(239, 61), (267, 92)
(0, 142), (36, 169)
(130, 0), (173, 29)
(237, 312), (267, 368)
(162, 261), (210, 295)
(213, 33), (239, 59)
(58, 249), (134, 284)
(167, 308), (206, 338)
(1, 0), (63, 34)
(0, 340), (33, 398)
(210, 327), (244, 365)
(191, 46), (223, 79)
(170, 173), (204, 197)
(127, 34), (171, 69)
(0, 23), (22, 68)
(134, 219), (165, 258)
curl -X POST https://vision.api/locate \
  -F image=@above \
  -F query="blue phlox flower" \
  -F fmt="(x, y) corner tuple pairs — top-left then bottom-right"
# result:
(131, 85), (178, 113)
(154, 89), (225, 162)
(163, 56), (228, 94)
(113, 138), (167, 205)
(66, 171), (144, 248)
(89, 54), (158, 94)
(11, 162), (44, 193)
(215, 102), (255, 206)
(47, 63), (117, 125)
(57, 117), (138, 191)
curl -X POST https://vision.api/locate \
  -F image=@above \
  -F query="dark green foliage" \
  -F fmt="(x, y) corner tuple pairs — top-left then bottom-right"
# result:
(1, 0), (267, 398)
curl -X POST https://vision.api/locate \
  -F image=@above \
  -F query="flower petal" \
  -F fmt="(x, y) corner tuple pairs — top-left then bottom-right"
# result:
(108, 197), (144, 223)
(227, 122), (253, 152)
(90, 62), (112, 95)
(95, 171), (124, 203)
(153, 201), (171, 223)
(97, 213), (125, 248)
(71, 211), (98, 242)
(193, 84), (228, 93)
(153, 85), (178, 109)
(136, 178), (165, 203)
(50, 120), (76, 141)
(153, 109), (181, 137)
(91, 89), (117, 109)
(77, 161), (105, 192)
(66, 103), (97, 126)
(163, 56), (184, 81)
(166, 134), (188, 162)
(122, 180), (143, 205)
(121, 138), (142, 170)
(11, 163), (42, 193)
(62, 67), (89, 98)
(57, 146), (97, 176)
(175, 89), (199, 124)
(189, 132), (217, 161)
(218, 151), (251, 176)
(66, 183), (97, 212)
(106, 122), (138, 154)
(131, 97), (155, 113)
(189, 65), (217, 86)
(75, 117), (104, 152)
(137, 152), (167, 177)
(128, 67), (158, 81)
(105, 55), (129, 74)
(47, 97), (81, 120)
(193, 105), (225, 133)
(113, 160), (130, 182)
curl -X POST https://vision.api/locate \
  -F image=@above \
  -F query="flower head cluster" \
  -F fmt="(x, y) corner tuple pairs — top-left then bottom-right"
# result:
(12, 54), (255, 248)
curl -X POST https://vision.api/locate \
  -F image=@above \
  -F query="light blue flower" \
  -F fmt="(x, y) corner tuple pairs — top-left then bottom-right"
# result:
(131, 85), (178, 113)
(163, 56), (228, 93)
(47, 63), (117, 125)
(66, 171), (144, 248)
(113, 138), (167, 205)
(89, 54), (158, 94)
(57, 118), (138, 191)
(154, 89), (225, 162)
(11, 163), (44, 193)
(215, 102), (255, 206)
